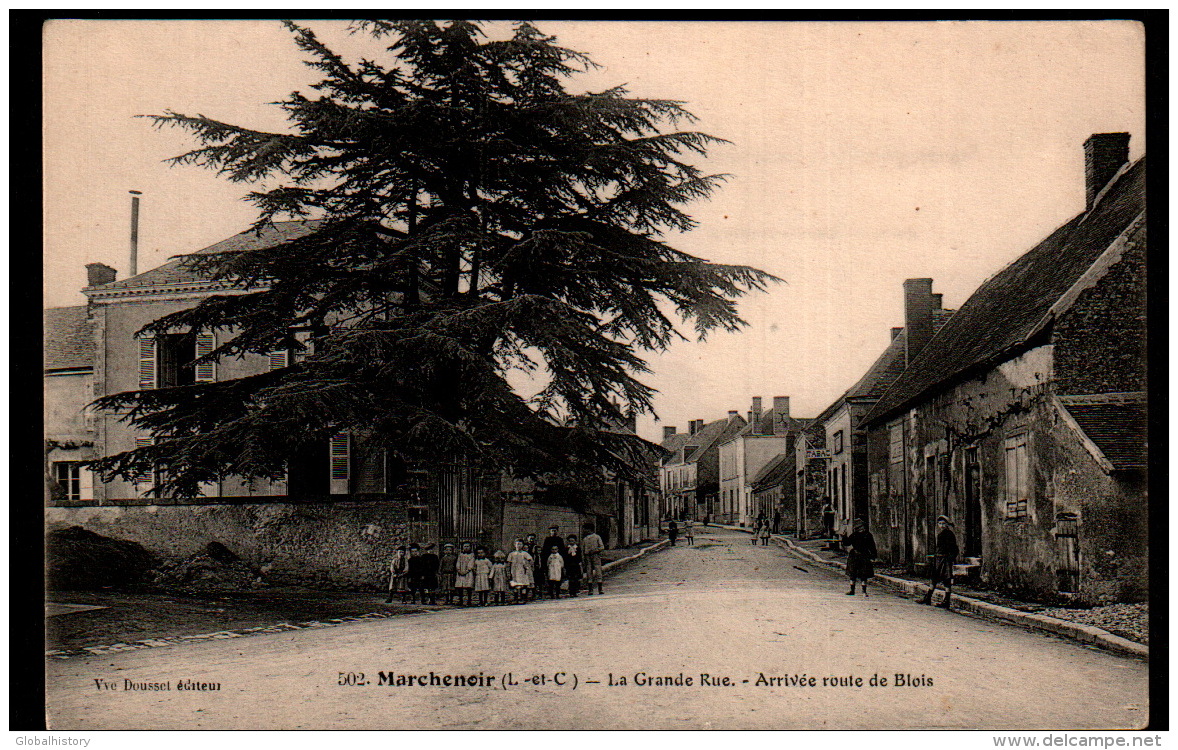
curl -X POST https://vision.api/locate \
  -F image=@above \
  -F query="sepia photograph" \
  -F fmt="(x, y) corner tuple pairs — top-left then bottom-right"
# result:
(34, 16), (1157, 732)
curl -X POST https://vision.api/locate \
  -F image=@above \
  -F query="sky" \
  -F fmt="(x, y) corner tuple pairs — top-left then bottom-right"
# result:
(42, 20), (1146, 444)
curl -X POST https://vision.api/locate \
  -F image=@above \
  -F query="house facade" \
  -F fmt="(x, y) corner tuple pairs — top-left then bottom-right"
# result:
(862, 135), (1147, 604)
(658, 413), (746, 521)
(45, 221), (649, 585)
(717, 396), (809, 526)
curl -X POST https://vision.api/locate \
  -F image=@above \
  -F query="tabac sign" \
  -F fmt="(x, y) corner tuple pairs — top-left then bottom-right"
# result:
(806, 448), (832, 461)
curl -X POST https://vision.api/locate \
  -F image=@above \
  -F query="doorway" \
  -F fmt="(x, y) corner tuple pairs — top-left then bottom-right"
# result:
(964, 447), (982, 558)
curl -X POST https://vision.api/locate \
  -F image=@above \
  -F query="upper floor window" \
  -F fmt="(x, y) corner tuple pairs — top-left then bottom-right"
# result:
(833, 430), (844, 455)
(888, 421), (903, 465)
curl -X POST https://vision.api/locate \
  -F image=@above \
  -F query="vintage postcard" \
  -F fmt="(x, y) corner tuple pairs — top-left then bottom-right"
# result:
(38, 18), (1154, 733)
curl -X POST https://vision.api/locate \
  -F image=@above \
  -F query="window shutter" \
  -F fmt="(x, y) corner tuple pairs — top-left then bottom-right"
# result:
(78, 467), (94, 503)
(194, 332), (216, 382)
(133, 436), (154, 486)
(137, 337), (156, 389)
(329, 432), (350, 495)
(292, 330), (311, 363)
(268, 349), (289, 371)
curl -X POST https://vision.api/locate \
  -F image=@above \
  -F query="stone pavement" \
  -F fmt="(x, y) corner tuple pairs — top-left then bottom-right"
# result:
(46, 527), (1148, 730)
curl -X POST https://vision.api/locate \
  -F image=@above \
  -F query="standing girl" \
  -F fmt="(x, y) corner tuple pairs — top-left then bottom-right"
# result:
(563, 535), (583, 597)
(844, 519), (878, 596)
(473, 547), (492, 606)
(454, 542), (475, 606)
(490, 550), (509, 605)
(506, 539), (534, 604)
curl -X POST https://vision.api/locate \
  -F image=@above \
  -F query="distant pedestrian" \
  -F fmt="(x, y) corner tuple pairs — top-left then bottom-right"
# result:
(750, 518), (760, 545)
(474, 547), (492, 606)
(844, 519), (878, 596)
(507, 539), (534, 604)
(773, 510), (781, 534)
(385, 545), (408, 603)
(667, 520), (678, 546)
(921, 516), (959, 609)
(438, 543), (457, 605)
(821, 500), (836, 538)
(684, 520), (695, 546)
(490, 550), (509, 605)
(540, 526), (567, 598)
(758, 520), (771, 546)
(454, 542), (475, 606)
(563, 535), (583, 597)
(582, 525), (605, 595)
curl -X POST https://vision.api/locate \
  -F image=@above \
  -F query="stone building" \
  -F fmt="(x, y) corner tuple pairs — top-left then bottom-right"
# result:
(862, 134), (1147, 604)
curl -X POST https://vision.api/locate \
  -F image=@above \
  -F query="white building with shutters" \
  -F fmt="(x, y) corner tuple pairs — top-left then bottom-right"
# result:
(80, 221), (332, 503)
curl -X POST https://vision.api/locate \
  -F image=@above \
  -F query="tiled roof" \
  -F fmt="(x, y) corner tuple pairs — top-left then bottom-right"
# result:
(44, 306), (94, 372)
(683, 415), (746, 463)
(846, 330), (908, 401)
(1057, 393), (1147, 471)
(750, 452), (793, 490)
(658, 431), (692, 466)
(864, 157), (1146, 426)
(93, 221), (322, 291)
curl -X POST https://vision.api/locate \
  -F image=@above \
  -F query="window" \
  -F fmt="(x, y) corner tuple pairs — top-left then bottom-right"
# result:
(156, 332), (196, 388)
(888, 421), (903, 465)
(833, 430), (845, 454)
(1004, 434), (1030, 520)
(54, 462), (81, 503)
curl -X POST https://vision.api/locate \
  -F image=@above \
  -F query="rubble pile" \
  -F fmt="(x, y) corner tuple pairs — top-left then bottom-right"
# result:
(149, 542), (268, 591)
(46, 526), (159, 591)
(1041, 602), (1149, 645)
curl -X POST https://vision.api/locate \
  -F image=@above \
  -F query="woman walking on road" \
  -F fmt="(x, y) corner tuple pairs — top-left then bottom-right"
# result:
(844, 519), (878, 596)
(667, 520), (679, 546)
(684, 519), (695, 546)
(758, 521), (771, 546)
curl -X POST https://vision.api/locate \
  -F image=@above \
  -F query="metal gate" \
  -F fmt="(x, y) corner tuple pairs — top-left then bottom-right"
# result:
(436, 461), (486, 544)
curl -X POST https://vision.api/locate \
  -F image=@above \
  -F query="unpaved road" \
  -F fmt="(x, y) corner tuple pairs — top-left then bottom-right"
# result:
(46, 528), (1148, 729)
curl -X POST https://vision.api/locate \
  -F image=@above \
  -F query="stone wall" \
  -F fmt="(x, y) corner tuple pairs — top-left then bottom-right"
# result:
(46, 499), (411, 590)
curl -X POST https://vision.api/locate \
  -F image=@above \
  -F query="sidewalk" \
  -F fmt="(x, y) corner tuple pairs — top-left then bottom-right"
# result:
(777, 533), (1147, 659)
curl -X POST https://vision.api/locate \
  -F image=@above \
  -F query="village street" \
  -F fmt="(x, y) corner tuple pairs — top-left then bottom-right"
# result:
(46, 528), (1148, 731)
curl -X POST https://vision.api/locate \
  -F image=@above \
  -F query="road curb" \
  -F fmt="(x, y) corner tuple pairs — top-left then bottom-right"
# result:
(775, 535), (1147, 659)
(602, 539), (670, 574)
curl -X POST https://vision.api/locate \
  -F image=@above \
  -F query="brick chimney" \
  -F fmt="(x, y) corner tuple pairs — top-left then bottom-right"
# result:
(691, 419), (704, 435)
(85, 263), (116, 287)
(904, 278), (936, 368)
(663, 426), (677, 440)
(772, 396), (790, 435)
(890, 327), (903, 340)
(1084, 133), (1130, 210)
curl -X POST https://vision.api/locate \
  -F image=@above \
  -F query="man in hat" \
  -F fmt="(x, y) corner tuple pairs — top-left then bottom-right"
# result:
(921, 516), (959, 609)
(581, 523), (606, 595)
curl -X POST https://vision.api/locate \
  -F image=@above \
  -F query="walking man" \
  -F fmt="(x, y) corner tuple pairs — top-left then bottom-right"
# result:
(667, 519), (678, 546)
(921, 516), (959, 609)
(821, 499), (836, 538)
(582, 524), (605, 595)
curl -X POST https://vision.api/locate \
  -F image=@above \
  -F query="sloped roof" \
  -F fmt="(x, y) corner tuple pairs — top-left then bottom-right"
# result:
(750, 451), (794, 490)
(846, 330), (908, 401)
(734, 407), (813, 438)
(93, 221), (322, 291)
(44, 306), (95, 372)
(658, 430), (691, 466)
(1057, 393), (1147, 471)
(683, 415), (746, 463)
(864, 157), (1146, 426)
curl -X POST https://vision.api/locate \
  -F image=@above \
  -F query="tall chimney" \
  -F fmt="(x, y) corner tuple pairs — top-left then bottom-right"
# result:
(904, 278), (935, 367)
(750, 397), (763, 433)
(692, 419), (705, 435)
(772, 396), (790, 435)
(85, 263), (116, 287)
(890, 327), (904, 340)
(931, 293), (943, 311)
(1084, 133), (1130, 210)
(129, 190), (142, 277)
(663, 426), (677, 440)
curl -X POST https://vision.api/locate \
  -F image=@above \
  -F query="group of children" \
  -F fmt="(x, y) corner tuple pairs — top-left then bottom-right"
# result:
(386, 525), (607, 606)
